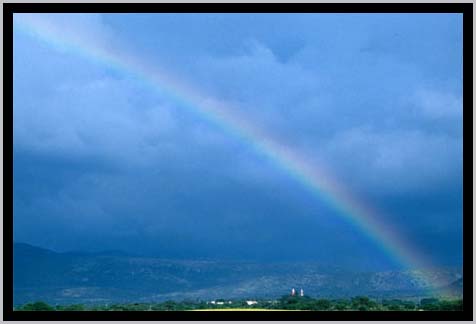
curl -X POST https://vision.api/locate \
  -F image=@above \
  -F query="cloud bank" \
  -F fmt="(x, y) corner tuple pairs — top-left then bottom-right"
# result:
(13, 13), (462, 269)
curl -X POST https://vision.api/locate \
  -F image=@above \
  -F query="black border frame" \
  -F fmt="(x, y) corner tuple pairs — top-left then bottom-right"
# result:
(3, 2), (473, 321)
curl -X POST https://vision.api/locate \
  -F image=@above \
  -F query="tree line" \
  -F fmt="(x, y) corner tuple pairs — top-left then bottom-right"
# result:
(15, 296), (463, 311)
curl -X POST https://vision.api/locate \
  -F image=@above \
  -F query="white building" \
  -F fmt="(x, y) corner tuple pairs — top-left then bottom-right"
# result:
(246, 300), (258, 306)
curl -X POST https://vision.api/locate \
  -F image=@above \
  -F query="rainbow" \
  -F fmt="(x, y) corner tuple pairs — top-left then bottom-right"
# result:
(14, 14), (451, 293)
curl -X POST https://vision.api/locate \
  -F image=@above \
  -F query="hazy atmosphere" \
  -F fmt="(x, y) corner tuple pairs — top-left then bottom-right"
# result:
(13, 13), (462, 272)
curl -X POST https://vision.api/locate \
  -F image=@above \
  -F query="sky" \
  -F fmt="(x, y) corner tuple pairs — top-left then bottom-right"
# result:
(13, 13), (462, 271)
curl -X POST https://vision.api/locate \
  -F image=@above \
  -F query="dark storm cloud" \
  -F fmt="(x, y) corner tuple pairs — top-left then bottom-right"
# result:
(13, 13), (462, 269)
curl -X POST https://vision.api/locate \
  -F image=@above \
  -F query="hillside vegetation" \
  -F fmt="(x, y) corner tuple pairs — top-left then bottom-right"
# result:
(14, 243), (462, 305)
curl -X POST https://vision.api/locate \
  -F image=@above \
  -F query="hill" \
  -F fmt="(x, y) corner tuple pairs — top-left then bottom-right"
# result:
(13, 243), (462, 305)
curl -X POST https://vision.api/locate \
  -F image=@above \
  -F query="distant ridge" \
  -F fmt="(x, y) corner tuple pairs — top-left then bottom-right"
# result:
(13, 242), (462, 306)
(14, 242), (57, 256)
(64, 249), (131, 257)
(13, 242), (131, 257)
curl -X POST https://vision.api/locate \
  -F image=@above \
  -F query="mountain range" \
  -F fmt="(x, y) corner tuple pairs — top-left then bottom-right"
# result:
(13, 243), (462, 306)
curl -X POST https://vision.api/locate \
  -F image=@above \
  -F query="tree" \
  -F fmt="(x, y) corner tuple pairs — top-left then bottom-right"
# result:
(56, 304), (85, 311)
(420, 298), (440, 310)
(333, 299), (349, 310)
(351, 296), (377, 311)
(312, 299), (331, 310)
(20, 301), (55, 311)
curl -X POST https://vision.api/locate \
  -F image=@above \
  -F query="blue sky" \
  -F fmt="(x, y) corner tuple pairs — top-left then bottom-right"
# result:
(13, 13), (462, 270)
